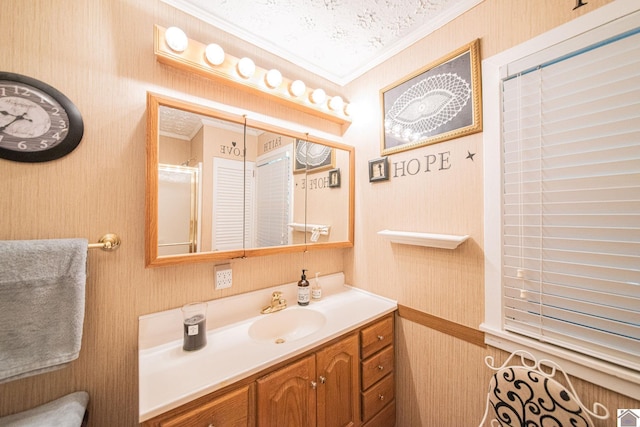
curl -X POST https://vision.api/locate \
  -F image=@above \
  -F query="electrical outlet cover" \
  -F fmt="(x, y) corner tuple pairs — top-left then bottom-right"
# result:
(215, 264), (232, 289)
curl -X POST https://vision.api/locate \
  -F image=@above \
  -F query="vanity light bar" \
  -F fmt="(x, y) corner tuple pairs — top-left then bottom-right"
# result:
(154, 25), (352, 127)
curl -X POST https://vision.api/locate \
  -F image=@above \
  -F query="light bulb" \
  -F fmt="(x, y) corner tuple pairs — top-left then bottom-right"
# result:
(344, 103), (353, 117)
(165, 27), (188, 53)
(237, 57), (256, 79)
(204, 43), (225, 66)
(310, 88), (326, 105)
(328, 96), (344, 111)
(265, 69), (282, 89)
(289, 80), (306, 97)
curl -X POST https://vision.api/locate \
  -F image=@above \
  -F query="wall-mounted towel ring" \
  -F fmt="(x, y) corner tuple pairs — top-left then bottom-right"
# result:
(88, 233), (121, 251)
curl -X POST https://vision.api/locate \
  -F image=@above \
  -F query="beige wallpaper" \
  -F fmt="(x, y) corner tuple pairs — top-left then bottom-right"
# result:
(1, 0), (638, 426)
(0, 1), (345, 425)
(343, 0), (639, 425)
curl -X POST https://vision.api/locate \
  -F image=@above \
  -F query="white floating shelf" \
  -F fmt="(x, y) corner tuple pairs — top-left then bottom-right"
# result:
(377, 230), (469, 250)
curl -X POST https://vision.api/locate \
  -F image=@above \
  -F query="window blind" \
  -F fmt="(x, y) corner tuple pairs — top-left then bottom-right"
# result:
(501, 29), (640, 371)
(255, 151), (292, 247)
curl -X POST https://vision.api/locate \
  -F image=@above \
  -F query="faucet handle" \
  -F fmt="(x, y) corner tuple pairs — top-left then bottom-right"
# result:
(272, 291), (282, 300)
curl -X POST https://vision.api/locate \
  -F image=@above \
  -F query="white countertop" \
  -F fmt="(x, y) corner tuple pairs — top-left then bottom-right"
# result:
(138, 273), (397, 422)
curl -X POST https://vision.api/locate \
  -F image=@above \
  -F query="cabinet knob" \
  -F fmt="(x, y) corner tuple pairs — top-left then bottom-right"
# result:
(319, 375), (326, 384)
(378, 394), (385, 401)
(377, 365), (384, 371)
(377, 335), (384, 341)
(311, 381), (317, 389)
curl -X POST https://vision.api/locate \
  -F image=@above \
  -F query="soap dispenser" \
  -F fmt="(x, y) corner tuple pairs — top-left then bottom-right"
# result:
(297, 269), (310, 306)
(312, 272), (322, 300)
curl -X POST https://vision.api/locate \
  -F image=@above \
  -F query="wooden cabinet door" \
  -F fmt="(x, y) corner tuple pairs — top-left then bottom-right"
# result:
(256, 354), (317, 427)
(316, 334), (359, 427)
(151, 384), (253, 427)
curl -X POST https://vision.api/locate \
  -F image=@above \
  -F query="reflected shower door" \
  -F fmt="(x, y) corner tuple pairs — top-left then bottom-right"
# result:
(158, 164), (200, 256)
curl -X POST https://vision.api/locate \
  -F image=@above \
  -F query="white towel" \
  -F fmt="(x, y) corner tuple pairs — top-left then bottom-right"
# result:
(0, 239), (88, 383)
(0, 391), (89, 427)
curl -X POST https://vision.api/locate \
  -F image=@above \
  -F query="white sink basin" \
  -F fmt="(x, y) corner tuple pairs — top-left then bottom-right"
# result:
(248, 308), (326, 344)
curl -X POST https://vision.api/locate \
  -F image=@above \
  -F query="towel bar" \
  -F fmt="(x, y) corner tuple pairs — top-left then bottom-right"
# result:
(88, 233), (121, 251)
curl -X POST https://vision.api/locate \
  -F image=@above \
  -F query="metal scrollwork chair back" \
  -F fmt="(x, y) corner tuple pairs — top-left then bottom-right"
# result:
(479, 350), (610, 427)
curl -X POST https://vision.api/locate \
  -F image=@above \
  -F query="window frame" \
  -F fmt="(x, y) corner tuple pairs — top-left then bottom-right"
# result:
(481, 0), (640, 400)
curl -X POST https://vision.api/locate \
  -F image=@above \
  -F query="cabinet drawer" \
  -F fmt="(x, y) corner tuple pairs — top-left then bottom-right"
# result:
(361, 373), (394, 422)
(159, 385), (252, 427)
(363, 400), (395, 427)
(360, 316), (393, 359)
(361, 345), (394, 390)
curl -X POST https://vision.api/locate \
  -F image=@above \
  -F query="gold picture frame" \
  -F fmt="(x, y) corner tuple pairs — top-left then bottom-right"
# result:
(294, 139), (335, 173)
(380, 39), (482, 156)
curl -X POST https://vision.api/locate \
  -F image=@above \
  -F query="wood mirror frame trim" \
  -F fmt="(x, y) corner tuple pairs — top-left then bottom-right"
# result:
(145, 92), (354, 267)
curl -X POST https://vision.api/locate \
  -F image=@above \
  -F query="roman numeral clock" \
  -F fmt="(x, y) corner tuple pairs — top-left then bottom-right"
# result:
(0, 72), (83, 162)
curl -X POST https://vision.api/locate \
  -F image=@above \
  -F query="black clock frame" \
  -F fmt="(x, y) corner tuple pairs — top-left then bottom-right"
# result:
(0, 71), (84, 163)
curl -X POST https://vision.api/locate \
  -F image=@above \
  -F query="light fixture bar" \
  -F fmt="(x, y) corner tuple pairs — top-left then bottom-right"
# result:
(154, 25), (351, 127)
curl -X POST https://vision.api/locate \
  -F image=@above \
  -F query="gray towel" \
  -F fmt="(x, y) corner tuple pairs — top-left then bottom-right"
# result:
(0, 239), (88, 383)
(0, 391), (89, 427)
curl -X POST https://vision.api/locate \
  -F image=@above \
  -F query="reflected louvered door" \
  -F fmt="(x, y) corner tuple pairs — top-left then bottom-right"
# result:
(212, 158), (250, 251)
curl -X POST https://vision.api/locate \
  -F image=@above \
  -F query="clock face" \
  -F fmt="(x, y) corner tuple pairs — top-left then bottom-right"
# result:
(0, 72), (83, 162)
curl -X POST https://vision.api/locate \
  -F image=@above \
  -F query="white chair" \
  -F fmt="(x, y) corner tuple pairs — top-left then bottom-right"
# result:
(479, 350), (609, 427)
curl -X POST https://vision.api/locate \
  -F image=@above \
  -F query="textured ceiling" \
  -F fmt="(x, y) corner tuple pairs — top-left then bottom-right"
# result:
(159, 106), (260, 140)
(159, 106), (204, 140)
(161, 0), (483, 86)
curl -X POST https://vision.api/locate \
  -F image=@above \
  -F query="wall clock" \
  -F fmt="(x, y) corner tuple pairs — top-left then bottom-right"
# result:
(0, 72), (84, 162)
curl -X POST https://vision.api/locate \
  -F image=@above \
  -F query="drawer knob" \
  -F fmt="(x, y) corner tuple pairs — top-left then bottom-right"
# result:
(377, 365), (384, 371)
(311, 381), (317, 389)
(378, 394), (385, 401)
(319, 375), (326, 384)
(377, 335), (384, 341)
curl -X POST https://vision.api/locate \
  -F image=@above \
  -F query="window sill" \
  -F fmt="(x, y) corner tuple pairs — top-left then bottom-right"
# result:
(480, 324), (640, 400)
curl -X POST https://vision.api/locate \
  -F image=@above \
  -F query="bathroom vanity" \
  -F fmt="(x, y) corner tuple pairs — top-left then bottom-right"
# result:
(139, 273), (397, 426)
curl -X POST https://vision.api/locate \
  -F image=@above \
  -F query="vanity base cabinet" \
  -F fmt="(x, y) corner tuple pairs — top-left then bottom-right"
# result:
(256, 333), (359, 427)
(142, 383), (255, 427)
(142, 313), (396, 427)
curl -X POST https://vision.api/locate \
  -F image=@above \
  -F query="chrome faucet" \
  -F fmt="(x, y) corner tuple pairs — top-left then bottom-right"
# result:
(261, 291), (287, 314)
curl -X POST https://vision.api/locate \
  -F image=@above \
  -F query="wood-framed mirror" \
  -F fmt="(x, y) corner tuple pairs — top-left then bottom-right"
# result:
(146, 92), (354, 267)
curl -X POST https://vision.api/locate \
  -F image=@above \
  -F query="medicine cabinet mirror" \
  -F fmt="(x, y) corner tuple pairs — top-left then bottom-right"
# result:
(146, 92), (354, 267)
